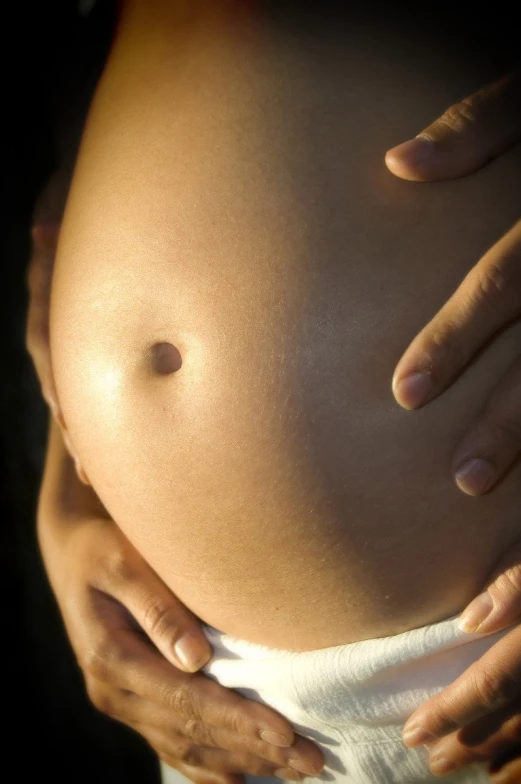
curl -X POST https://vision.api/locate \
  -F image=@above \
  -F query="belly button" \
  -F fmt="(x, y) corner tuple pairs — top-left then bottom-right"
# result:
(150, 342), (183, 375)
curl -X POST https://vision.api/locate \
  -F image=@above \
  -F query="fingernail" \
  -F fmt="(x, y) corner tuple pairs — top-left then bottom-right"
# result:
(457, 591), (494, 633)
(429, 756), (458, 776)
(288, 759), (321, 776)
(393, 372), (432, 409)
(259, 731), (292, 748)
(455, 458), (495, 495)
(402, 726), (436, 747)
(386, 136), (436, 169)
(274, 768), (304, 781)
(174, 634), (211, 672)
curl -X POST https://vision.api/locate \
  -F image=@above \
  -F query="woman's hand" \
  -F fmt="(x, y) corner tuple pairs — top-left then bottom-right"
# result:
(388, 71), (521, 497)
(385, 71), (521, 777)
(400, 542), (521, 778)
(38, 425), (324, 784)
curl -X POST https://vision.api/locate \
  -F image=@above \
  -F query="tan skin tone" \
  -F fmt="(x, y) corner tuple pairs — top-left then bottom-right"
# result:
(387, 72), (521, 780)
(27, 3), (520, 780)
(30, 116), (324, 784)
(38, 421), (321, 783)
(51, 0), (521, 649)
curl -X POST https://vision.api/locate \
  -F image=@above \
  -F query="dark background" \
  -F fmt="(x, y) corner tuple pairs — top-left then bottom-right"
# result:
(2, 2), (518, 782)
(3, 1), (158, 780)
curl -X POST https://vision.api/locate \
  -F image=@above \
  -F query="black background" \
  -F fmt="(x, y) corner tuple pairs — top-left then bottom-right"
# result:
(3, 1), (157, 780)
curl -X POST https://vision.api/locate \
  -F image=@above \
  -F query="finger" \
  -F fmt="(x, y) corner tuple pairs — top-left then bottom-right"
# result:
(151, 734), (307, 781)
(457, 542), (521, 634)
(392, 220), (521, 411)
(94, 555), (212, 673)
(78, 605), (298, 753)
(451, 354), (521, 495)
(65, 541), (300, 750)
(385, 71), (521, 181)
(101, 688), (323, 774)
(402, 625), (521, 746)
(424, 703), (521, 776)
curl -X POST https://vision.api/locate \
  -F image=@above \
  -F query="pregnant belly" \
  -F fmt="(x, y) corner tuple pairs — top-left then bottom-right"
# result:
(51, 193), (521, 649)
(50, 9), (521, 648)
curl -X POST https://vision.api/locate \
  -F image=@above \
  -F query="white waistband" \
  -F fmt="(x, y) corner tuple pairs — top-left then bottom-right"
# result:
(201, 616), (514, 783)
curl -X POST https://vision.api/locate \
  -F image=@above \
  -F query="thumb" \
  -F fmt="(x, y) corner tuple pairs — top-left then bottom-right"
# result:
(458, 540), (521, 635)
(109, 561), (212, 673)
(385, 71), (521, 181)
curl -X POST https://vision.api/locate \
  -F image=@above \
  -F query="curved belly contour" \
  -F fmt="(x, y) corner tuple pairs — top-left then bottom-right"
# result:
(51, 6), (521, 648)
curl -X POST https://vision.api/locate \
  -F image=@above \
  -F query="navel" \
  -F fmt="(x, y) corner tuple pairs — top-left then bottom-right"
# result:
(150, 342), (183, 375)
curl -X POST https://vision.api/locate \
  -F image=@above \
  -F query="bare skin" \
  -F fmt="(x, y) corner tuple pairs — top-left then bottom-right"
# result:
(38, 421), (322, 782)
(385, 72), (521, 778)
(30, 217), (323, 783)
(27, 5), (521, 781)
(50, 0), (521, 652)
(28, 85), (521, 778)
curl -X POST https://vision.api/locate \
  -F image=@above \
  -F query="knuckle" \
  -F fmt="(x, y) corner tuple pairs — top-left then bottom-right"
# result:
(475, 263), (510, 312)
(494, 564), (521, 599)
(85, 681), (117, 717)
(141, 594), (179, 643)
(438, 98), (478, 134)
(168, 683), (194, 719)
(472, 667), (513, 710)
(183, 719), (210, 745)
(83, 646), (111, 682)
(223, 705), (243, 736)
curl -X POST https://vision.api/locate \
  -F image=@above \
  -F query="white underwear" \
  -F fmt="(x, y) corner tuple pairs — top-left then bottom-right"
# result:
(162, 616), (514, 784)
